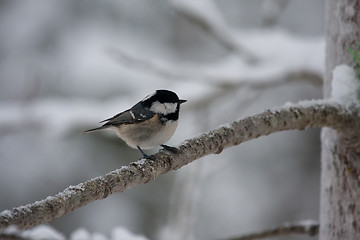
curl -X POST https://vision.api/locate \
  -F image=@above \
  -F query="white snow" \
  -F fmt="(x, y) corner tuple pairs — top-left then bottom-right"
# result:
(0, 209), (12, 217)
(67, 184), (85, 191)
(70, 228), (107, 240)
(111, 227), (148, 240)
(272, 99), (330, 113)
(2, 226), (150, 240)
(331, 64), (360, 104)
(297, 219), (319, 231)
(22, 225), (65, 240)
(2, 225), (19, 235)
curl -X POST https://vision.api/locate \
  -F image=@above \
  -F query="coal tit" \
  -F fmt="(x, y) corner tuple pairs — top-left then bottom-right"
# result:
(86, 90), (186, 159)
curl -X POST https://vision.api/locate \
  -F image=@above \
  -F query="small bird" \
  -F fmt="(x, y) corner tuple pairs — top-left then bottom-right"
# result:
(85, 90), (186, 159)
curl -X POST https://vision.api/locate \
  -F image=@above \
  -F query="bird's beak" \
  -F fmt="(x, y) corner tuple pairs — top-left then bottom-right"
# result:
(179, 99), (187, 104)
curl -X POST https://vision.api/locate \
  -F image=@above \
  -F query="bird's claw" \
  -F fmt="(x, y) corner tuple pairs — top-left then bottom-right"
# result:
(161, 144), (179, 153)
(137, 146), (156, 160)
(142, 154), (156, 160)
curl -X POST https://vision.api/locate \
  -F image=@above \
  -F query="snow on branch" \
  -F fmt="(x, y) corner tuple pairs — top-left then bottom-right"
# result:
(0, 225), (148, 240)
(223, 220), (319, 240)
(0, 225), (64, 240)
(1, 100), (360, 230)
(108, 48), (323, 88)
(331, 64), (360, 104)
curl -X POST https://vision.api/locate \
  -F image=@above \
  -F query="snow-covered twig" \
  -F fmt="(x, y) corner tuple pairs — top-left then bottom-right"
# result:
(169, 0), (258, 62)
(108, 48), (323, 88)
(223, 220), (319, 240)
(1, 100), (359, 230)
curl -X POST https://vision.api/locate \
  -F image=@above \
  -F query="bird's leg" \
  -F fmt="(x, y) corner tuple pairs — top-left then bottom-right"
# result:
(137, 146), (155, 160)
(160, 144), (178, 153)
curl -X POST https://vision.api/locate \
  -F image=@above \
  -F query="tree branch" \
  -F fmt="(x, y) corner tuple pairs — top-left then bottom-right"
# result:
(169, 0), (258, 62)
(223, 220), (319, 240)
(107, 48), (323, 88)
(1, 101), (359, 230)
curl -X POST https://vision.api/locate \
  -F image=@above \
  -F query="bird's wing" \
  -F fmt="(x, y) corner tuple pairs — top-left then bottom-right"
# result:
(101, 105), (155, 127)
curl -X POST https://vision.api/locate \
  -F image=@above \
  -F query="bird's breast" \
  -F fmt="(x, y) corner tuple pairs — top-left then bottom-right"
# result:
(113, 114), (178, 149)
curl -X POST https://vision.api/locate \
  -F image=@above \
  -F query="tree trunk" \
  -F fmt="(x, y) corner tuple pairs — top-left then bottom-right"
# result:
(320, 0), (360, 239)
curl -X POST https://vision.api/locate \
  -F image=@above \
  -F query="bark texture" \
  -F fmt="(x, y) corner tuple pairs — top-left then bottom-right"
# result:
(321, 0), (360, 239)
(1, 101), (360, 230)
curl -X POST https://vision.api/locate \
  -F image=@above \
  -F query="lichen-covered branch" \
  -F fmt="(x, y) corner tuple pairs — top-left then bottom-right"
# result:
(1, 100), (360, 230)
(224, 220), (319, 240)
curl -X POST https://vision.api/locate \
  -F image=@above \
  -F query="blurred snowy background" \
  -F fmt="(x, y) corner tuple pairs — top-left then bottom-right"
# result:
(0, 0), (325, 239)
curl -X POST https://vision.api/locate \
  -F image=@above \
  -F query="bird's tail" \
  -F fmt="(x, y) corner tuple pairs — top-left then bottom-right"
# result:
(84, 126), (107, 133)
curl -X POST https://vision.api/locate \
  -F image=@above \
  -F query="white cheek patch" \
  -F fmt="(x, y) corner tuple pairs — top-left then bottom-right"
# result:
(150, 101), (177, 115)
(164, 102), (177, 113)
